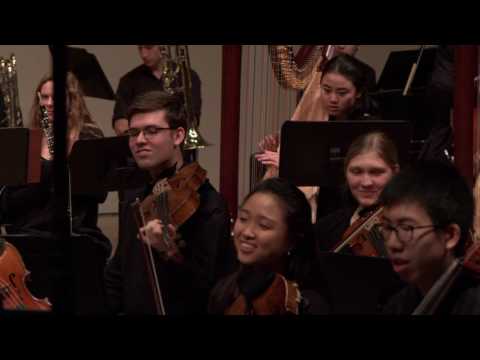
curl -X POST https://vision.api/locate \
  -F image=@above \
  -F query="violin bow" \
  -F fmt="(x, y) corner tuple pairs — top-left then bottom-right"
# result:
(138, 205), (167, 315)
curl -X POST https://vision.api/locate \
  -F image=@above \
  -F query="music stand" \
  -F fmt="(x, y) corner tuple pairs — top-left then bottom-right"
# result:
(313, 252), (405, 314)
(0, 128), (41, 186)
(69, 136), (149, 196)
(48, 45), (115, 101)
(279, 120), (412, 187)
(376, 47), (437, 93)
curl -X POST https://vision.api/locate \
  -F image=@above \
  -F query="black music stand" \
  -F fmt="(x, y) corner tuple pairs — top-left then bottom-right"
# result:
(376, 47), (437, 93)
(69, 136), (149, 196)
(279, 121), (410, 313)
(372, 47), (437, 140)
(1, 136), (147, 315)
(279, 120), (412, 187)
(0, 128), (41, 186)
(313, 253), (405, 314)
(49, 45), (115, 101)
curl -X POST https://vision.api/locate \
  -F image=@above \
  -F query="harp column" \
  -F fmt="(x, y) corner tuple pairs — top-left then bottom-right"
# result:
(220, 45), (303, 217)
(220, 45), (242, 217)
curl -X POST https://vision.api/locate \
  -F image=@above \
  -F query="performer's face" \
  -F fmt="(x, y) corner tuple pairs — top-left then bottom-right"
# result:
(346, 151), (397, 208)
(234, 192), (290, 269)
(138, 45), (164, 70)
(128, 110), (185, 177)
(320, 72), (359, 119)
(39, 80), (54, 121)
(382, 201), (459, 294)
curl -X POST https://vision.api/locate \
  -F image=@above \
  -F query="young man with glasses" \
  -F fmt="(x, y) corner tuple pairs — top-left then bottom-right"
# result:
(104, 91), (236, 315)
(112, 46), (203, 269)
(378, 161), (480, 314)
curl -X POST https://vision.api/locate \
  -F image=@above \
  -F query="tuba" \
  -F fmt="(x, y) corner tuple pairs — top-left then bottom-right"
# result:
(0, 54), (23, 128)
(160, 45), (210, 151)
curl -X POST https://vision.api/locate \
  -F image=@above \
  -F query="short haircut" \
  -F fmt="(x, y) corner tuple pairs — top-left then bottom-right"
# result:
(380, 161), (474, 256)
(126, 91), (187, 131)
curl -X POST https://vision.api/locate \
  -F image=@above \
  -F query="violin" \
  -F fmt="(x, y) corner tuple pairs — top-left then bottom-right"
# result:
(131, 162), (207, 315)
(134, 162), (207, 230)
(225, 272), (302, 315)
(333, 206), (384, 257)
(0, 239), (51, 312)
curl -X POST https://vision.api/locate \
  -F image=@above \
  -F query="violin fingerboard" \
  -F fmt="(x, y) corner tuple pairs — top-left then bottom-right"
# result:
(153, 192), (171, 226)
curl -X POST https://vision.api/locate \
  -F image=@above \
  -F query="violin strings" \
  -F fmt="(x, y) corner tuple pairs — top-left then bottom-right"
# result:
(335, 208), (384, 253)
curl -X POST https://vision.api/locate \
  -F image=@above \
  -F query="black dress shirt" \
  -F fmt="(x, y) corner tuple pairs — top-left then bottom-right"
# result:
(104, 173), (237, 315)
(112, 64), (202, 127)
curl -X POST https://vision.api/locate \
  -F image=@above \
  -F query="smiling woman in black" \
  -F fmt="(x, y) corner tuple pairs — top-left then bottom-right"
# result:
(314, 132), (399, 257)
(209, 178), (329, 315)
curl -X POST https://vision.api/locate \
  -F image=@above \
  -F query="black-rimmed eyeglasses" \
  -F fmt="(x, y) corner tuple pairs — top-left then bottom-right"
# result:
(125, 126), (175, 140)
(377, 223), (440, 244)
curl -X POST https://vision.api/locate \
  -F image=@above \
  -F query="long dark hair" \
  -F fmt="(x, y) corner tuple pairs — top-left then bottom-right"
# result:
(208, 178), (316, 314)
(321, 54), (379, 120)
(30, 72), (98, 134)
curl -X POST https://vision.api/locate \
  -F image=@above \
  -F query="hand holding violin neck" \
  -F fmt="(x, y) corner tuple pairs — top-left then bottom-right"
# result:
(141, 219), (172, 250)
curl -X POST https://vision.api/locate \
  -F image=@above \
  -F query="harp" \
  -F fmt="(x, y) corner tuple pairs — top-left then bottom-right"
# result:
(244, 45), (330, 197)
